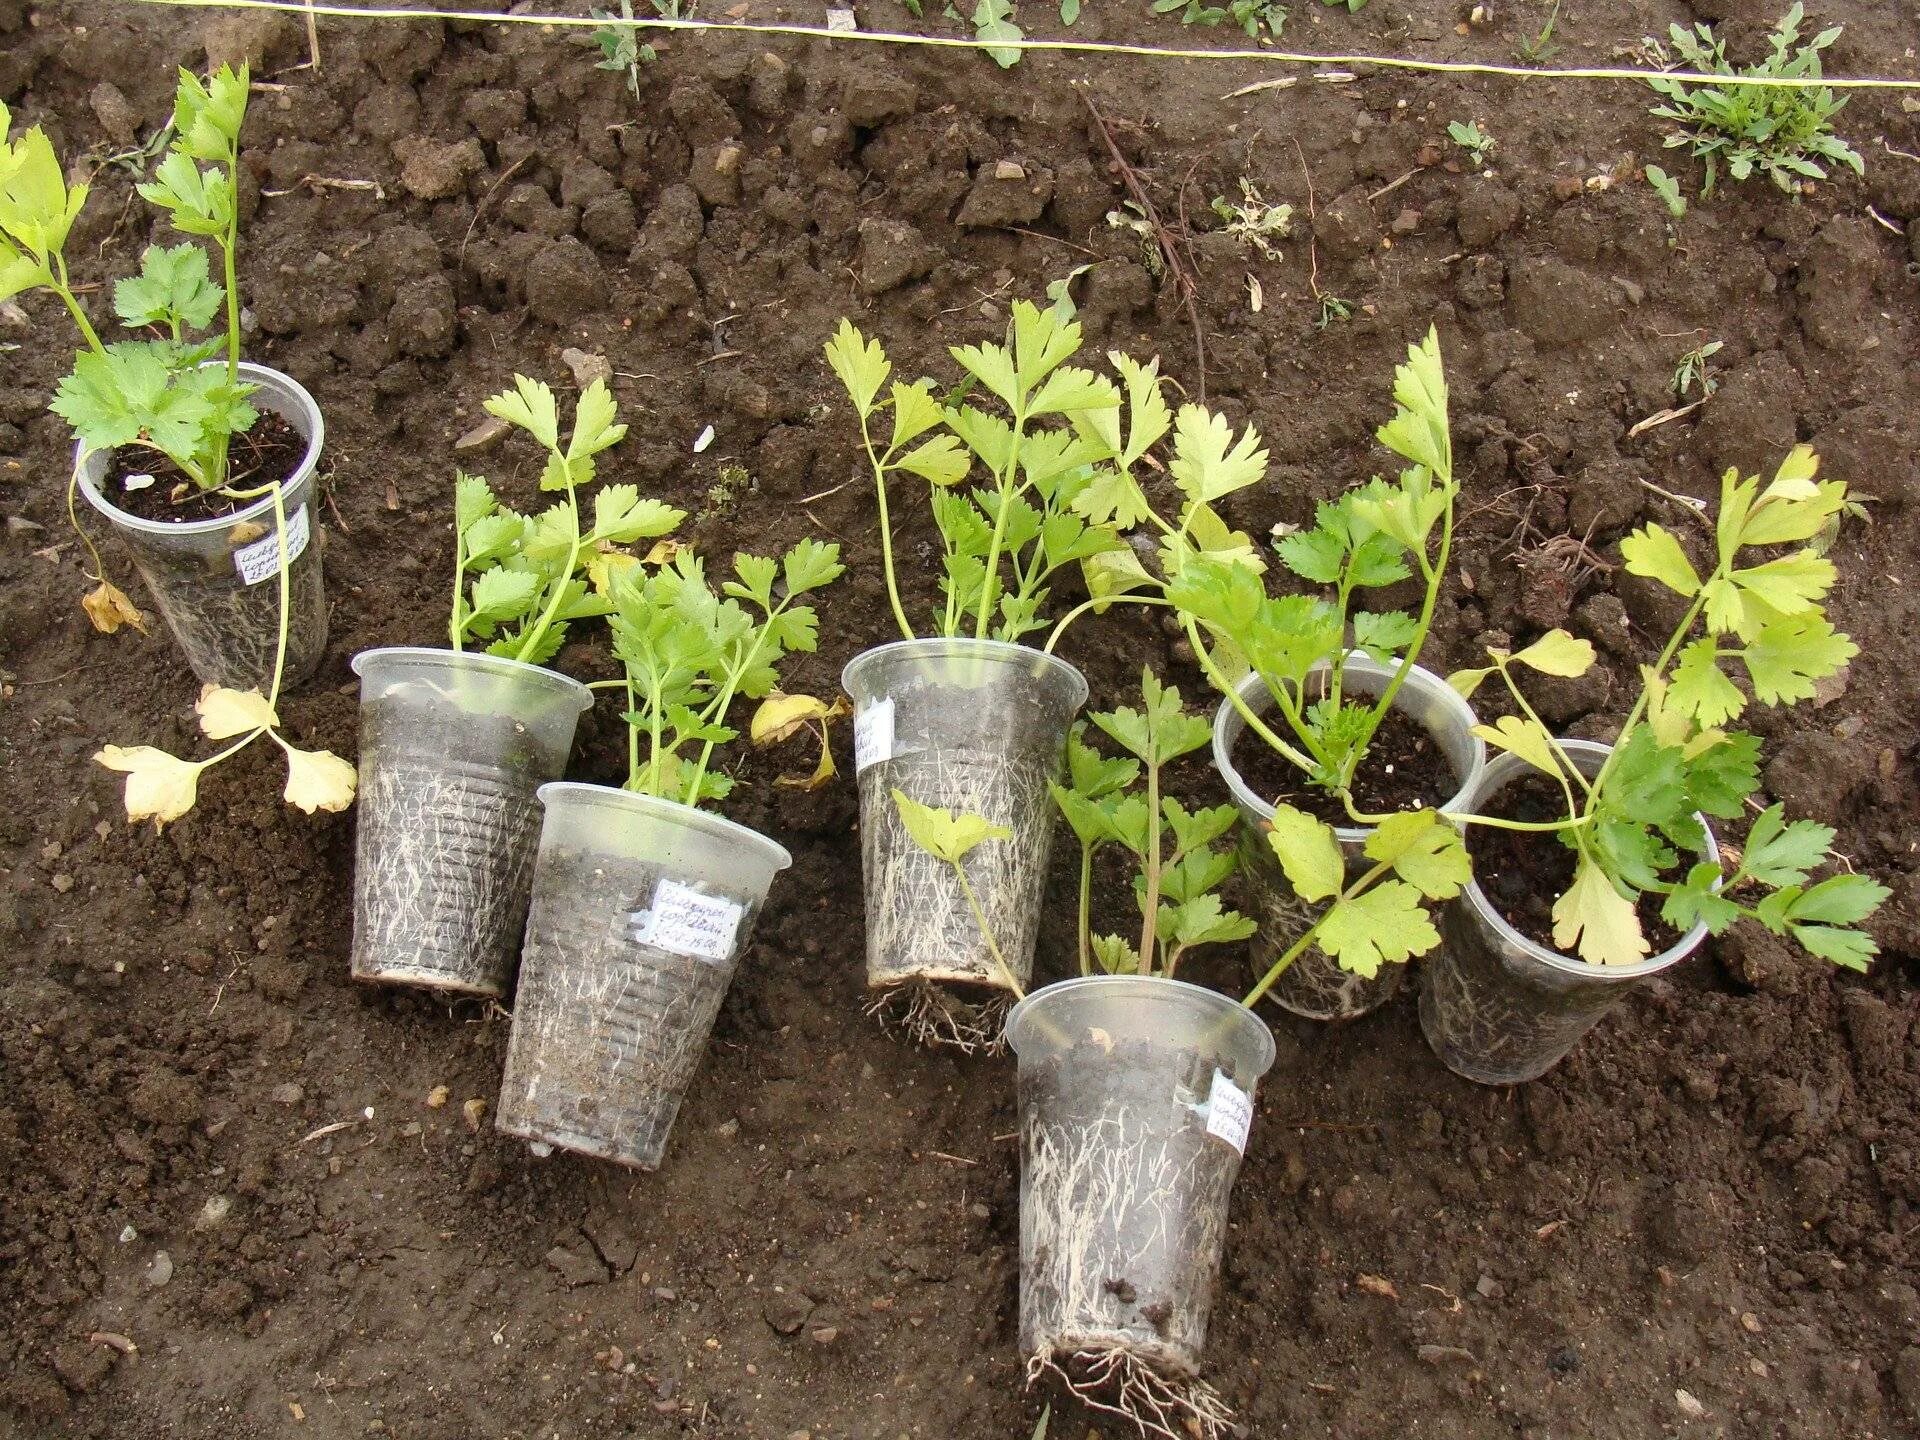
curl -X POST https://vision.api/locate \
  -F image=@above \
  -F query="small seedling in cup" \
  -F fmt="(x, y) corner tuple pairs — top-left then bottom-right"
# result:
(451, 375), (682, 666)
(1170, 328), (1458, 817)
(1451, 446), (1886, 967)
(1051, 670), (1253, 979)
(2, 68), (263, 629)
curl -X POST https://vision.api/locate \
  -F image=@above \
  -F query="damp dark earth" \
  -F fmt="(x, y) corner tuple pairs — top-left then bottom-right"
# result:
(4, 0), (1920, 1436)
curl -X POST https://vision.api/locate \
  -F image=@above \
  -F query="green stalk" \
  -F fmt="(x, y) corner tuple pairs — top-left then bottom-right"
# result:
(683, 596), (785, 804)
(1136, 746), (1162, 974)
(858, 409), (914, 641)
(51, 256), (106, 356)
(955, 863), (1023, 1000)
(971, 404), (1027, 641)
(1583, 586), (1710, 810)
(448, 525), (468, 651)
(1357, 494), (1453, 788)
(1041, 590), (1169, 655)
(514, 469), (583, 664)
(1181, 614), (1319, 774)
(1076, 839), (1095, 977)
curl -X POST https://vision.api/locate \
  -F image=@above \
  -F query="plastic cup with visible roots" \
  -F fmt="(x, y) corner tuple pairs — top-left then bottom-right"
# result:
(495, 783), (792, 1171)
(1420, 740), (1719, 1084)
(348, 647), (592, 997)
(1006, 975), (1275, 1437)
(75, 362), (329, 693)
(843, 638), (1087, 1050)
(1214, 655), (1484, 1021)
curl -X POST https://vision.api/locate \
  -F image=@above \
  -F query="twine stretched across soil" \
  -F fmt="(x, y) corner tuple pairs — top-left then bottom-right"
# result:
(134, 0), (1920, 91)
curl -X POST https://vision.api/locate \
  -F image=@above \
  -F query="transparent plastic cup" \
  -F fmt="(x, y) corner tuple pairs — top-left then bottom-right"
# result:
(495, 783), (792, 1171)
(842, 639), (1088, 1003)
(1419, 740), (1720, 1084)
(1214, 656), (1484, 1020)
(348, 647), (593, 997)
(75, 362), (328, 692)
(1006, 975), (1276, 1381)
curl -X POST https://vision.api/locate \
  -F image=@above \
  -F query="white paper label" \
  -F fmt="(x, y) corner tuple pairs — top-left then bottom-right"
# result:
(628, 878), (743, 963)
(1204, 1069), (1253, 1155)
(233, 504), (311, 585)
(854, 697), (895, 774)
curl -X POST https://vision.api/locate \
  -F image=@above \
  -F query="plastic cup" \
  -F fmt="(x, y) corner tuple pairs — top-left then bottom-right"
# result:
(1214, 655), (1484, 1020)
(75, 362), (328, 692)
(1419, 739), (1720, 1083)
(348, 647), (592, 997)
(1006, 975), (1276, 1380)
(495, 783), (792, 1171)
(842, 638), (1087, 1003)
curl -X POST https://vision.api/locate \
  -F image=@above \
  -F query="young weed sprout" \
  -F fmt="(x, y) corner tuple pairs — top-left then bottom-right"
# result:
(1430, 447), (1886, 1079)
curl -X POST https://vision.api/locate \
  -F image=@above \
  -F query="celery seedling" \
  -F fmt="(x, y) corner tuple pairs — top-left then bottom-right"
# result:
(451, 375), (681, 666)
(1453, 446), (1886, 967)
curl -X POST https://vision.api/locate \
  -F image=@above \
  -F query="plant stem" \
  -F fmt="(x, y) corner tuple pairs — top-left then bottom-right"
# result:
(971, 404), (1026, 641)
(1136, 746), (1163, 974)
(859, 409), (915, 642)
(515, 470), (582, 664)
(1042, 590), (1169, 655)
(1182, 614), (1319, 773)
(448, 522), (467, 651)
(1240, 855), (1394, 1008)
(954, 862), (1024, 1000)
(1359, 494), (1453, 787)
(1076, 839), (1095, 977)
(51, 257), (106, 356)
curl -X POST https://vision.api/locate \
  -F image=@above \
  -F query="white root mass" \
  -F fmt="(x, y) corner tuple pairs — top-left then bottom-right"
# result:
(864, 981), (1011, 1055)
(1026, 1347), (1235, 1440)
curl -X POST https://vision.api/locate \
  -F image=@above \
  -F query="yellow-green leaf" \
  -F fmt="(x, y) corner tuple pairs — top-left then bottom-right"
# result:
(1266, 803), (1343, 903)
(891, 789), (1010, 864)
(824, 319), (890, 416)
(1620, 523), (1700, 598)
(1471, 715), (1561, 776)
(1510, 629), (1595, 678)
(1551, 854), (1648, 965)
(1363, 810), (1470, 900)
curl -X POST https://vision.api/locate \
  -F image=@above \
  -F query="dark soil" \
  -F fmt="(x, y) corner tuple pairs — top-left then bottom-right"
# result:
(3, 2), (1920, 1438)
(105, 411), (307, 523)
(1232, 702), (1457, 825)
(1468, 769), (1685, 955)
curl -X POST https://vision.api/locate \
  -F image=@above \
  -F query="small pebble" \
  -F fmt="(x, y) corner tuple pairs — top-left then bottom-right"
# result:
(145, 1251), (173, 1288)
(271, 1083), (304, 1106)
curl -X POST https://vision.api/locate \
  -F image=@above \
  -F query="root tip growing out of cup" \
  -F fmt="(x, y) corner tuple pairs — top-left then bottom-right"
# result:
(865, 981), (1011, 1055)
(1026, 1346), (1233, 1440)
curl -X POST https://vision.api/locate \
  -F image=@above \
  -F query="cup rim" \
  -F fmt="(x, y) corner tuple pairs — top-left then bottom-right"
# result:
(536, 781), (794, 873)
(1003, 973), (1277, 1078)
(1211, 653), (1486, 842)
(73, 361), (324, 537)
(841, 636), (1090, 713)
(1457, 739), (1719, 979)
(350, 645), (595, 713)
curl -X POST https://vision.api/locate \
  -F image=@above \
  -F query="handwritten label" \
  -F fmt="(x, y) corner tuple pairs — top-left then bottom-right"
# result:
(1204, 1069), (1253, 1155)
(628, 878), (743, 963)
(233, 504), (311, 586)
(854, 697), (895, 774)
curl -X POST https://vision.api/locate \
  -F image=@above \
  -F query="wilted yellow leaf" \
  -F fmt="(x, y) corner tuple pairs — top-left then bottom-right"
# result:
(81, 580), (148, 635)
(644, 537), (690, 565)
(586, 549), (640, 596)
(281, 745), (358, 814)
(196, 685), (279, 740)
(94, 745), (203, 829)
(750, 691), (845, 745)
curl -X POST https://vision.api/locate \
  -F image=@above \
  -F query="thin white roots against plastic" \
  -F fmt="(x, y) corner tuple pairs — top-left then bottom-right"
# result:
(1026, 1347), (1234, 1440)
(1021, 1109), (1236, 1393)
(864, 981), (1011, 1055)
(1424, 904), (1618, 1078)
(861, 750), (1052, 993)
